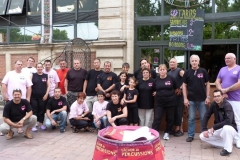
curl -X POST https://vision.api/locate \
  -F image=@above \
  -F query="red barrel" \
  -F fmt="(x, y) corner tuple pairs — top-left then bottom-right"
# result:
(92, 126), (165, 160)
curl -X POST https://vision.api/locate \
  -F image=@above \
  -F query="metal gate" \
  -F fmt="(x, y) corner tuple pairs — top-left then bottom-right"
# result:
(41, 38), (92, 70)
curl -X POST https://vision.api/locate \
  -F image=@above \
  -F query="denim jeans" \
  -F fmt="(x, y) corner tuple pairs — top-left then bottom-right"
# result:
(45, 111), (67, 130)
(93, 116), (107, 129)
(188, 101), (207, 138)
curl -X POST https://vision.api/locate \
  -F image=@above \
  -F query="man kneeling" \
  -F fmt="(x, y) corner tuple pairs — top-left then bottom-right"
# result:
(0, 89), (37, 140)
(45, 88), (67, 133)
(200, 90), (237, 156)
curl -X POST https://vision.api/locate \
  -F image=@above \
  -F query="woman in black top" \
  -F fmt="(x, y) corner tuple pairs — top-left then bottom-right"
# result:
(115, 71), (128, 99)
(137, 68), (155, 127)
(31, 63), (50, 131)
(106, 90), (128, 126)
(152, 64), (177, 140)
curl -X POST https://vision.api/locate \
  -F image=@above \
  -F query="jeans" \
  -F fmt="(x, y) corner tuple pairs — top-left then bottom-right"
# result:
(45, 111), (67, 130)
(188, 101), (207, 138)
(93, 116), (107, 129)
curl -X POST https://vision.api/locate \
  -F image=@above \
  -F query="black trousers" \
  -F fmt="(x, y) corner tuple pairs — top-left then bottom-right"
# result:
(152, 105), (175, 133)
(106, 117), (128, 126)
(30, 97), (48, 123)
(69, 112), (93, 129)
(174, 95), (184, 126)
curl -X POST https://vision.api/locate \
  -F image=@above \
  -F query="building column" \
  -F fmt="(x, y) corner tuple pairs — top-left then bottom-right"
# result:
(41, 0), (52, 44)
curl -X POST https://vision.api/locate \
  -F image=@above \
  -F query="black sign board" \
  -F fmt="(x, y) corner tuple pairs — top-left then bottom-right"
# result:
(169, 9), (205, 51)
(0, 0), (8, 15)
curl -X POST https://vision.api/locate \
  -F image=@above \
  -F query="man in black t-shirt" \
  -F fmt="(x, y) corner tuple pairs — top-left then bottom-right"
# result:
(65, 59), (87, 106)
(182, 55), (210, 142)
(97, 61), (118, 100)
(45, 88), (68, 133)
(0, 89), (37, 140)
(83, 58), (103, 112)
(134, 58), (157, 80)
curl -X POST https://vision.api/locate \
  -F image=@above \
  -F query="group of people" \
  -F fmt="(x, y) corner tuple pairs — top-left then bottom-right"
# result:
(0, 53), (239, 157)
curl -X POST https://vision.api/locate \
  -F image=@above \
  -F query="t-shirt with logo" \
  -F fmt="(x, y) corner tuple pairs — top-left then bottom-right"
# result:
(22, 67), (37, 77)
(106, 101), (126, 118)
(137, 78), (155, 109)
(92, 101), (108, 117)
(3, 99), (32, 122)
(124, 88), (139, 108)
(217, 65), (240, 101)
(46, 96), (68, 114)
(154, 75), (177, 106)
(31, 73), (48, 98)
(2, 71), (33, 100)
(183, 67), (210, 101)
(43, 69), (60, 97)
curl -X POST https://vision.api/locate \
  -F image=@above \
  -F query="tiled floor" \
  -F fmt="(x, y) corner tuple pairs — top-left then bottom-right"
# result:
(0, 108), (239, 160)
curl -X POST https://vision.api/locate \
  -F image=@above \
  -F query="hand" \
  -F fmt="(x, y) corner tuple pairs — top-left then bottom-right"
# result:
(3, 95), (8, 101)
(208, 128), (214, 135)
(223, 93), (228, 98)
(95, 117), (99, 122)
(205, 98), (210, 106)
(120, 86), (125, 92)
(221, 88), (228, 94)
(105, 93), (110, 98)
(50, 111), (55, 115)
(120, 99), (125, 105)
(184, 99), (189, 108)
(83, 117), (90, 121)
(26, 98), (30, 102)
(17, 120), (24, 128)
(202, 131), (209, 138)
(152, 92), (156, 96)
(95, 87), (99, 92)
(175, 89), (182, 96)
(96, 121), (101, 126)
(43, 94), (48, 101)
(51, 120), (57, 126)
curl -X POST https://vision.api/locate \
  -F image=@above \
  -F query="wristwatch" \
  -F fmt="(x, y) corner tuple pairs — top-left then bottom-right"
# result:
(81, 114), (84, 117)
(22, 117), (26, 121)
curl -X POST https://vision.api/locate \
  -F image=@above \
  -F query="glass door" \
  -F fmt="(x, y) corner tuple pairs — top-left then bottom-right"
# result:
(163, 47), (186, 70)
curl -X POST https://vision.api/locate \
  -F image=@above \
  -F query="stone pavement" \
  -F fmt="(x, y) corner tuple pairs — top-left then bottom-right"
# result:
(0, 107), (240, 160)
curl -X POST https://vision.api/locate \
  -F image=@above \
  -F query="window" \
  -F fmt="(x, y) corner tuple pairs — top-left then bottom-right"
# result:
(137, 25), (161, 41)
(203, 23), (212, 39)
(135, 0), (161, 17)
(10, 27), (24, 42)
(0, 28), (7, 43)
(25, 26), (41, 42)
(78, 0), (98, 11)
(214, 22), (240, 39)
(7, 0), (25, 14)
(56, 0), (75, 13)
(164, 48), (185, 69)
(215, 0), (240, 13)
(53, 24), (74, 41)
(77, 22), (98, 40)
(0, 0), (8, 15)
(28, 0), (41, 15)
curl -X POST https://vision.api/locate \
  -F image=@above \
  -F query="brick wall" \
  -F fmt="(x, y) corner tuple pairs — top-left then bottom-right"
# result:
(11, 54), (38, 70)
(0, 55), (6, 80)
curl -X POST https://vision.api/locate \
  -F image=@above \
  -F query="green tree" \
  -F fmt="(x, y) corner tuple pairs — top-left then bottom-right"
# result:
(53, 28), (69, 41)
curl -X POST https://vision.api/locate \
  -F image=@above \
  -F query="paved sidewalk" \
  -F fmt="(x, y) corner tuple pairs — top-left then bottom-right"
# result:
(0, 108), (239, 160)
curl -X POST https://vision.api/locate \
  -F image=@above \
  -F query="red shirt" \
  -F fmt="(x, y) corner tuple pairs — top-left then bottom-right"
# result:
(56, 68), (69, 94)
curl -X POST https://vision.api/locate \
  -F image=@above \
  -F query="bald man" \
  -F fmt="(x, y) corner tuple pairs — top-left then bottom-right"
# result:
(168, 58), (185, 137)
(215, 53), (240, 149)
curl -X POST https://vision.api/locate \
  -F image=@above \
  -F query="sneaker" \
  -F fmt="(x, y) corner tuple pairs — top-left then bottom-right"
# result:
(60, 129), (65, 133)
(220, 149), (231, 156)
(32, 127), (38, 132)
(186, 137), (194, 142)
(52, 126), (56, 130)
(174, 130), (184, 137)
(163, 133), (169, 140)
(40, 125), (46, 130)
(236, 141), (240, 149)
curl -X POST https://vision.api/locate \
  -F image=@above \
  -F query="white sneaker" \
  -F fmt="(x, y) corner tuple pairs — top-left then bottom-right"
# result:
(163, 133), (169, 140)
(32, 127), (38, 132)
(236, 141), (240, 149)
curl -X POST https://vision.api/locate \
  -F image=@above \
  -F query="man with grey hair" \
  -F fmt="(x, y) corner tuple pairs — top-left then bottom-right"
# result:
(168, 58), (185, 136)
(182, 54), (210, 142)
(215, 53), (240, 149)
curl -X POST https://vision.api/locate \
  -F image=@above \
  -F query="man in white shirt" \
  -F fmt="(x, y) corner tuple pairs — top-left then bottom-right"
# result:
(22, 57), (37, 77)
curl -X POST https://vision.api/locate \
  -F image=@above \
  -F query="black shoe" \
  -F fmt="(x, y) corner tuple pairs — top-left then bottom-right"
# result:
(174, 130), (184, 137)
(220, 149), (231, 156)
(52, 126), (56, 130)
(60, 129), (65, 133)
(186, 137), (194, 142)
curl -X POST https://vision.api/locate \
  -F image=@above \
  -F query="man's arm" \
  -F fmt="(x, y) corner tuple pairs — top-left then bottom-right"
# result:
(114, 107), (128, 119)
(64, 79), (68, 94)
(26, 86), (32, 102)
(179, 70), (185, 77)
(83, 80), (88, 94)
(182, 82), (189, 107)
(215, 78), (222, 90)
(224, 79), (240, 93)
(205, 81), (210, 106)
(1, 83), (8, 101)
(105, 84), (116, 93)
(51, 106), (67, 114)
(97, 84), (104, 92)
